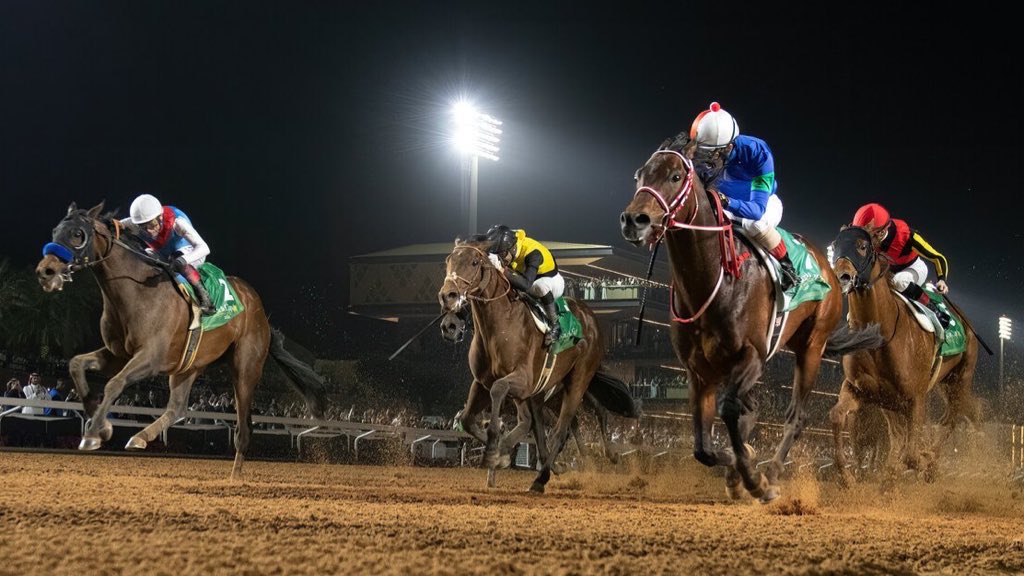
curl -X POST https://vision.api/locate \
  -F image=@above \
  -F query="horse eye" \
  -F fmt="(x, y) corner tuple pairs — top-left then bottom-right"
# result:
(672, 174), (681, 182)
(472, 259), (480, 267)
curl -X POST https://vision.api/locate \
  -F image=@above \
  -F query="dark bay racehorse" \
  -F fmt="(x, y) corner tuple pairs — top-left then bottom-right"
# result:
(36, 202), (325, 477)
(829, 225), (980, 484)
(620, 141), (881, 502)
(438, 238), (634, 492)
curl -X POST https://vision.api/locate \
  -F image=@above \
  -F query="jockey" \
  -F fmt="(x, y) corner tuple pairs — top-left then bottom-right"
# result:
(486, 225), (564, 346)
(687, 102), (800, 290)
(852, 203), (952, 327)
(121, 194), (216, 315)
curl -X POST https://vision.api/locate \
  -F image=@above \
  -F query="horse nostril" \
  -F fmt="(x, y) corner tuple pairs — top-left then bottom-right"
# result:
(43, 267), (55, 277)
(635, 213), (651, 226)
(446, 291), (458, 303)
(839, 273), (851, 282)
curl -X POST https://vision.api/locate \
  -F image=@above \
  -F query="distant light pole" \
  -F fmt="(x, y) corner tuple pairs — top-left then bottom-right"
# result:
(999, 315), (1012, 394)
(451, 100), (501, 236)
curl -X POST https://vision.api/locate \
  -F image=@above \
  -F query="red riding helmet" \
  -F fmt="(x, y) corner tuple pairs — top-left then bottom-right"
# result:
(852, 203), (891, 229)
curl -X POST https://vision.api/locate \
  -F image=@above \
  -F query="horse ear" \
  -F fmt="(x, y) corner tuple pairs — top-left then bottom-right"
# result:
(658, 137), (672, 150)
(86, 200), (106, 219)
(839, 224), (850, 231)
(67, 202), (77, 215)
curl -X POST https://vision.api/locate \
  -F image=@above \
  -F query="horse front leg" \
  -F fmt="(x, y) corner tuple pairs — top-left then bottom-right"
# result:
(458, 379), (490, 444)
(79, 352), (159, 450)
(68, 348), (127, 419)
(719, 346), (774, 502)
(829, 380), (861, 487)
(496, 399), (535, 469)
(483, 371), (526, 488)
(127, 371), (198, 451)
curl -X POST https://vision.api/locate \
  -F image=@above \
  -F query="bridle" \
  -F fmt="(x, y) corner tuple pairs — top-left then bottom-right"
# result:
(632, 149), (739, 323)
(444, 244), (512, 307)
(43, 213), (170, 284)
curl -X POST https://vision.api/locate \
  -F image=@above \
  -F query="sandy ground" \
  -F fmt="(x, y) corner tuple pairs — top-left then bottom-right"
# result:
(0, 451), (1022, 575)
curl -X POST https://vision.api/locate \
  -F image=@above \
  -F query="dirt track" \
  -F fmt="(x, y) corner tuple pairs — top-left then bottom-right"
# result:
(1, 451), (1022, 575)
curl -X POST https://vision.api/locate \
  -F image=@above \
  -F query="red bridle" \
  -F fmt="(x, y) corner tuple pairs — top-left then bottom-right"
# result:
(632, 149), (743, 323)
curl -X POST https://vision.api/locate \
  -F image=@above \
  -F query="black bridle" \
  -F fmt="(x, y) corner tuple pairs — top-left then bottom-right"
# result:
(43, 209), (170, 283)
(832, 225), (889, 291)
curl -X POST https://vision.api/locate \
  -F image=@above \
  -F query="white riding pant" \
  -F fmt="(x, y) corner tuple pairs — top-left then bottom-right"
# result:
(891, 257), (929, 292)
(726, 195), (783, 250)
(529, 273), (565, 300)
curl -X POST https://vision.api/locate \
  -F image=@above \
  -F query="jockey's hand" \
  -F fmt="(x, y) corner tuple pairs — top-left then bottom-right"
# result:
(172, 256), (189, 273)
(487, 253), (503, 270)
(717, 192), (730, 208)
(935, 279), (949, 294)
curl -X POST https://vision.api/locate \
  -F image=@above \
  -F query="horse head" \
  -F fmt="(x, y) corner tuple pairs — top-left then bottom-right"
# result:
(438, 236), (501, 313)
(620, 137), (702, 246)
(831, 225), (884, 294)
(36, 201), (108, 292)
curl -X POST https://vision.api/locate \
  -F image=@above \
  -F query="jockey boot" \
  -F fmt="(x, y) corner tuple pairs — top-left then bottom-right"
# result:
(778, 255), (801, 292)
(925, 300), (952, 329)
(541, 292), (561, 347)
(191, 278), (217, 316)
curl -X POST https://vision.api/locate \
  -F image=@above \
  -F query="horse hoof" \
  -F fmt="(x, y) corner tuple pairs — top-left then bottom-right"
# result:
(78, 436), (103, 451)
(125, 436), (147, 451)
(529, 482), (546, 494)
(758, 485), (781, 504)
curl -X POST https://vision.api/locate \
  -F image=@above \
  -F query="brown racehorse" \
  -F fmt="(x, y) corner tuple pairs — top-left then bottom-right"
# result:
(828, 225), (980, 485)
(441, 309), (632, 467)
(620, 139), (881, 502)
(35, 202), (325, 477)
(438, 238), (634, 492)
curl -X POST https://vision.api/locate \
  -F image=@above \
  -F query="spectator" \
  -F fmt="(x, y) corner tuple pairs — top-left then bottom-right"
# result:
(5, 377), (23, 398)
(21, 373), (46, 415)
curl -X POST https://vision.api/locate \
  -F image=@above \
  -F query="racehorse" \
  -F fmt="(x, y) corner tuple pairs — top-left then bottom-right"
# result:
(620, 138), (881, 502)
(438, 237), (634, 492)
(35, 202), (325, 477)
(441, 310), (631, 466)
(828, 225), (980, 484)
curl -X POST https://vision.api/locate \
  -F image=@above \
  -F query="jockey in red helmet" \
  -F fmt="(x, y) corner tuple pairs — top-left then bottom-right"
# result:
(852, 203), (952, 327)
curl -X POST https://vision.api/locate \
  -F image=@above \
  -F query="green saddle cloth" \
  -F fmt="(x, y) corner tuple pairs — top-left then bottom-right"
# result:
(178, 262), (245, 331)
(777, 228), (832, 312)
(922, 288), (967, 357)
(550, 297), (583, 355)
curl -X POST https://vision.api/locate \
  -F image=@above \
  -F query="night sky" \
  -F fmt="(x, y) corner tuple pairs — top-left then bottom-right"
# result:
(1, 2), (1021, 361)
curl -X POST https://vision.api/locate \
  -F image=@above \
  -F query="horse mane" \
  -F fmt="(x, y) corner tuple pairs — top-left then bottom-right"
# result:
(664, 131), (691, 152)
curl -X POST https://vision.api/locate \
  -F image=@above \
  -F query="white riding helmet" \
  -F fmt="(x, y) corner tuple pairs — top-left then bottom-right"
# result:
(129, 194), (163, 224)
(689, 102), (739, 149)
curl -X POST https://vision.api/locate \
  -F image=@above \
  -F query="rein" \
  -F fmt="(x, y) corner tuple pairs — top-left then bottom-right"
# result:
(633, 149), (743, 324)
(446, 245), (512, 305)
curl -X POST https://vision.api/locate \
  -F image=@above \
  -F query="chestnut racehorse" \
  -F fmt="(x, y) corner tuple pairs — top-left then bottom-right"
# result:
(829, 225), (979, 484)
(438, 238), (635, 492)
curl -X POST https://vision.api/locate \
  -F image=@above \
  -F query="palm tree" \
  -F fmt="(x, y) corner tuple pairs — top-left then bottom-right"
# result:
(0, 258), (101, 358)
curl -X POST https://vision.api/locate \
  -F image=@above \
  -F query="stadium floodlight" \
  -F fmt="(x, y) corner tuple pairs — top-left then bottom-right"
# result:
(999, 315), (1012, 394)
(451, 99), (502, 235)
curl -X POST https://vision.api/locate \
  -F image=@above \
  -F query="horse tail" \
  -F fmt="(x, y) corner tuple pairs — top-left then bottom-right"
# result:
(823, 323), (885, 358)
(587, 370), (640, 418)
(268, 328), (326, 419)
